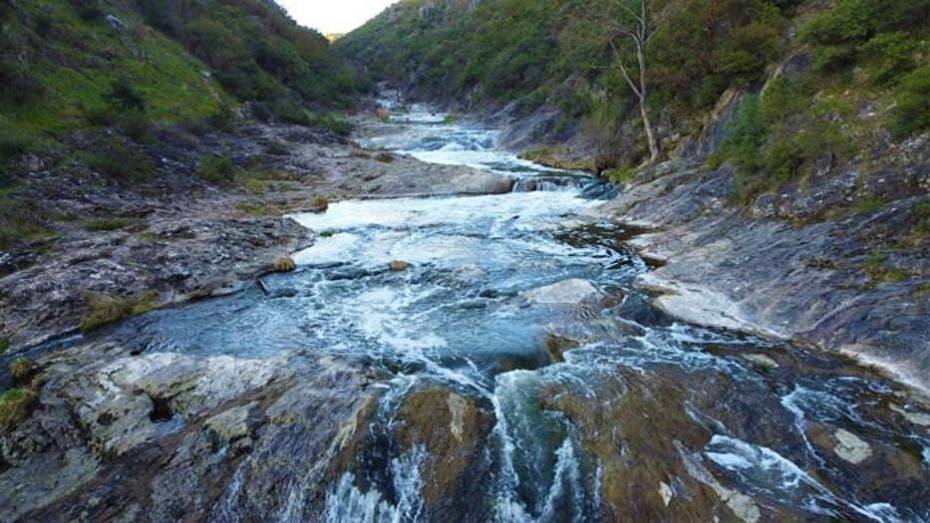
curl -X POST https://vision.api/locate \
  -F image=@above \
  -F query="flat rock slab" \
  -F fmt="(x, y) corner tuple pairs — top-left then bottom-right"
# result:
(522, 279), (601, 305)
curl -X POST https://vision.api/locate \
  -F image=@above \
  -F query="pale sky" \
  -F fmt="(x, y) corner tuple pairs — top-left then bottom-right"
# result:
(276, 0), (397, 34)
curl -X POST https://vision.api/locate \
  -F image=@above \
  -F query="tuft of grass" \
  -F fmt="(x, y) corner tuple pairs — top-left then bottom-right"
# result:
(863, 253), (910, 283)
(80, 291), (157, 332)
(310, 195), (329, 212)
(0, 388), (38, 430)
(85, 139), (157, 182)
(10, 357), (34, 382)
(856, 195), (885, 215)
(0, 194), (50, 249)
(374, 152), (395, 163)
(83, 217), (136, 232)
(0, 337), (9, 354)
(319, 230), (334, 238)
(272, 256), (296, 272)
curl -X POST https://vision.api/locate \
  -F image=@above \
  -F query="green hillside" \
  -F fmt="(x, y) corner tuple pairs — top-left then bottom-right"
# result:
(340, 0), (930, 185)
(0, 0), (362, 157)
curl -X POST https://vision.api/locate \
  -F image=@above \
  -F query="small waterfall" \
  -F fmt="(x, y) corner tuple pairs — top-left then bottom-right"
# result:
(323, 446), (428, 523)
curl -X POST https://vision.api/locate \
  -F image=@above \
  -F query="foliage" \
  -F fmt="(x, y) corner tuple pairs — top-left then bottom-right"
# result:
(80, 291), (157, 332)
(0, 338), (9, 355)
(0, 388), (38, 431)
(85, 139), (157, 182)
(0, 192), (49, 249)
(891, 67), (930, 137)
(197, 154), (238, 184)
(10, 357), (35, 382)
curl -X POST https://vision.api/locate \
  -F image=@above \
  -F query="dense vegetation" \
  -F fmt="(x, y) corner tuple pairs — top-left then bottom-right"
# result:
(0, 0), (361, 167)
(341, 0), (930, 191)
(339, 0), (791, 153)
(0, 0), (363, 247)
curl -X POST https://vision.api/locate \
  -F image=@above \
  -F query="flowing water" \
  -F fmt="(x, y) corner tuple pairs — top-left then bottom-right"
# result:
(109, 104), (930, 521)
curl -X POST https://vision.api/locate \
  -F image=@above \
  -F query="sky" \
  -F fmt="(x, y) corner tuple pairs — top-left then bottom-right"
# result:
(276, 0), (397, 35)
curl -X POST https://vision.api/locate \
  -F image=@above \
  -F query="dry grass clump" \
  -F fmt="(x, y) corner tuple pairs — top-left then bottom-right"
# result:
(80, 291), (157, 332)
(273, 256), (297, 272)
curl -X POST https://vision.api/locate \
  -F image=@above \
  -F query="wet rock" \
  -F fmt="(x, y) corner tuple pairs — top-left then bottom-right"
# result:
(742, 353), (779, 369)
(890, 403), (930, 427)
(522, 279), (601, 305)
(833, 429), (872, 464)
(394, 387), (494, 518)
(204, 402), (259, 445)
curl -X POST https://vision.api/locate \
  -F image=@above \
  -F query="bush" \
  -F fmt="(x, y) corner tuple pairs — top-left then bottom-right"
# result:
(891, 66), (930, 137)
(0, 59), (45, 103)
(197, 154), (238, 184)
(86, 139), (157, 182)
(0, 388), (38, 430)
(69, 0), (102, 21)
(107, 78), (146, 112)
(0, 197), (48, 249)
(80, 292), (157, 332)
(10, 357), (34, 382)
(860, 32), (917, 85)
(0, 337), (9, 354)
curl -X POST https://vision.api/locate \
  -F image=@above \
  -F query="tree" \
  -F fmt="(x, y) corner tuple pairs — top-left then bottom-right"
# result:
(573, 0), (661, 164)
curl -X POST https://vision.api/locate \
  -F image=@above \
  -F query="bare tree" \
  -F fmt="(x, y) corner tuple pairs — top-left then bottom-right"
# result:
(598, 0), (661, 164)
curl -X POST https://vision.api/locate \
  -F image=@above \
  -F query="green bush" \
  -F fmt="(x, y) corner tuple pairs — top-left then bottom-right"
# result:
(10, 357), (34, 382)
(0, 337), (9, 354)
(0, 388), (38, 430)
(891, 66), (930, 137)
(107, 78), (147, 112)
(860, 32), (917, 85)
(0, 58), (45, 103)
(86, 139), (157, 182)
(197, 153), (238, 183)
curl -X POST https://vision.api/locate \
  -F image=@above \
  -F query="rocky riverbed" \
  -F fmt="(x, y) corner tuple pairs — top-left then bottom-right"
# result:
(2, 104), (930, 522)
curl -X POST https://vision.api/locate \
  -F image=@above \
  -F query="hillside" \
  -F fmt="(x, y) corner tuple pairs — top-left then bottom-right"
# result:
(340, 0), (930, 183)
(0, 0), (365, 248)
(0, 0), (362, 166)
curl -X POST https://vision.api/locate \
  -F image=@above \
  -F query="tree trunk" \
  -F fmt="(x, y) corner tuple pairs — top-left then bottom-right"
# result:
(639, 97), (659, 163)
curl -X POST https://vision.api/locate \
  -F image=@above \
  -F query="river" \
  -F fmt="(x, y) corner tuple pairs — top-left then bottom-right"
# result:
(106, 103), (930, 522)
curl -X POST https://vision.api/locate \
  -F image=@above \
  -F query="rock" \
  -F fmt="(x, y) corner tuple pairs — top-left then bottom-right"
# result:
(890, 404), (930, 427)
(742, 354), (779, 369)
(204, 402), (258, 443)
(388, 259), (410, 271)
(104, 14), (125, 30)
(834, 429), (872, 464)
(522, 279), (601, 305)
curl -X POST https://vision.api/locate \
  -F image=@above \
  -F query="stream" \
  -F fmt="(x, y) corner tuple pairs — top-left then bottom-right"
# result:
(108, 103), (930, 522)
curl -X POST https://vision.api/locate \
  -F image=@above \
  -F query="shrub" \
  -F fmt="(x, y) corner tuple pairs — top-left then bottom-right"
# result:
(197, 154), (238, 184)
(603, 166), (636, 184)
(80, 292), (157, 332)
(0, 197), (48, 249)
(860, 32), (917, 85)
(86, 139), (157, 182)
(0, 337), (9, 354)
(10, 357), (34, 382)
(0, 125), (34, 164)
(891, 66), (930, 137)
(310, 113), (353, 136)
(0, 58), (45, 103)
(0, 388), (38, 430)
(69, 0), (102, 21)
(718, 95), (767, 174)
(107, 78), (146, 112)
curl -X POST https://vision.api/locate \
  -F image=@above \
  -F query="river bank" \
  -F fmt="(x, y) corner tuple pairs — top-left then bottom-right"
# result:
(0, 121), (514, 353)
